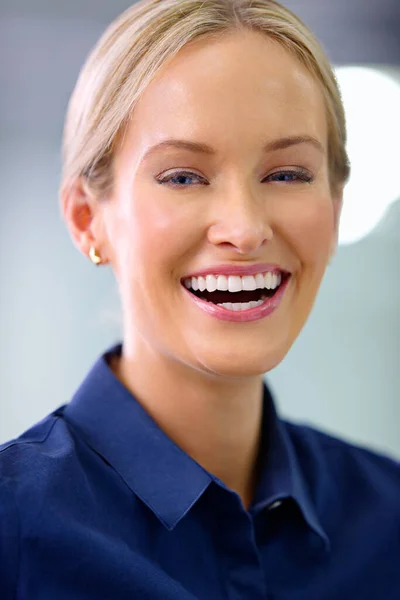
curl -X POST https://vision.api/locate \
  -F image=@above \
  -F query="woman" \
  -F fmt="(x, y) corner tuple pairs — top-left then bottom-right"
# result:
(1, 0), (399, 598)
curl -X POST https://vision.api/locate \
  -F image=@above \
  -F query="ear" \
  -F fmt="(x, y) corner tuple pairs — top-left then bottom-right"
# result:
(60, 178), (109, 264)
(329, 188), (343, 261)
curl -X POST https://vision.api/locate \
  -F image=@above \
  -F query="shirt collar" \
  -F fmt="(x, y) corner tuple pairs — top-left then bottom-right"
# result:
(253, 386), (331, 552)
(63, 344), (329, 550)
(63, 344), (211, 531)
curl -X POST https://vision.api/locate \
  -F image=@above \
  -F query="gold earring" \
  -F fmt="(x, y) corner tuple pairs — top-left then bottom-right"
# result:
(89, 246), (102, 266)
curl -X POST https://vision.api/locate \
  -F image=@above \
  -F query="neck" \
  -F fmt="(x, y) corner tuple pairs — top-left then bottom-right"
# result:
(112, 340), (265, 510)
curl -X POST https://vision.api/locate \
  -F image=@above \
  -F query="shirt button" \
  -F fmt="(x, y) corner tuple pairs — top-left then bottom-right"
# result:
(268, 500), (283, 511)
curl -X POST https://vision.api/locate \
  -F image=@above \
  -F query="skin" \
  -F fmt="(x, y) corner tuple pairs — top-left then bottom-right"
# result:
(62, 29), (342, 509)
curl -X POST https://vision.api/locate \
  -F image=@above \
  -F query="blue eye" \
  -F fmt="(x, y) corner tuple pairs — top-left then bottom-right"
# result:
(156, 171), (207, 188)
(156, 168), (313, 189)
(266, 170), (313, 184)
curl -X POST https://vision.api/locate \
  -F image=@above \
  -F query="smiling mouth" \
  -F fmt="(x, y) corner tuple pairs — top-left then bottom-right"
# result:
(182, 271), (290, 311)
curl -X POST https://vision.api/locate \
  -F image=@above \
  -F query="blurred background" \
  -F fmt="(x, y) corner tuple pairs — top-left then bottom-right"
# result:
(0, 0), (399, 455)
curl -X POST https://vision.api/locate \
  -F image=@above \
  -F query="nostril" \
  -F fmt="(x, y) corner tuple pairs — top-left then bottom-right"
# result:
(208, 221), (273, 254)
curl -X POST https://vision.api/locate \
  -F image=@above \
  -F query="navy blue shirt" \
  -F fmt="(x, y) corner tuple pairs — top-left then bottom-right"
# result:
(1, 344), (399, 599)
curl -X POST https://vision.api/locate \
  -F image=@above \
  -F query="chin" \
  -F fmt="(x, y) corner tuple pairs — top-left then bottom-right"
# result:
(196, 341), (291, 379)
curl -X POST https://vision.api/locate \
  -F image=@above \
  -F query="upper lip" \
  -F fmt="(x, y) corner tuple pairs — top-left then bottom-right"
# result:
(182, 263), (291, 279)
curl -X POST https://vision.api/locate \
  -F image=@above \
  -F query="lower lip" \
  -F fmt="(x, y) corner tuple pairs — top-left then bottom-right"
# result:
(183, 276), (290, 323)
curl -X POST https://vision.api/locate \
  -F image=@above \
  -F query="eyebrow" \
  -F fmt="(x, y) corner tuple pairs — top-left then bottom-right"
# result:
(140, 134), (325, 162)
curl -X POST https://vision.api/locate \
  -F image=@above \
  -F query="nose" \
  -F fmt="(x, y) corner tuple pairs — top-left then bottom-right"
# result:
(207, 184), (273, 255)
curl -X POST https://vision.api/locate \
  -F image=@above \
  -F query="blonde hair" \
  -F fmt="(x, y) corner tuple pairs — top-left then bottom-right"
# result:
(61, 0), (350, 199)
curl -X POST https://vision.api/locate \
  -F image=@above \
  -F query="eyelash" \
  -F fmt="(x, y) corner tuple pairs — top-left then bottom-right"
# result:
(156, 169), (314, 188)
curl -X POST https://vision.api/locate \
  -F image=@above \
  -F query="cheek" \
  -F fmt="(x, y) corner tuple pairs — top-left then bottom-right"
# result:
(119, 186), (204, 276)
(277, 193), (336, 267)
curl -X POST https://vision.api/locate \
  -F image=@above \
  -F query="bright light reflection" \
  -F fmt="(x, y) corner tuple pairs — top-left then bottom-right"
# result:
(334, 66), (400, 245)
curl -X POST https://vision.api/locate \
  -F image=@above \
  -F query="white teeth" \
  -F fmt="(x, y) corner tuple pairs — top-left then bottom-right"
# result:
(255, 273), (265, 289)
(242, 275), (257, 291)
(186, 271), (285, 292)
(264, 272), (273, 289)
(198, 276), (206, 292)
(217, 298), (266, 311)
(217, 275), (229, 291)
(219, 302), (233, 310)
(250, 299), (264, 308)
(206, 274), (218, 292)
(228, 276), (242, 293)
(265, 271), (280, 290)
(271, 273), (280, 289)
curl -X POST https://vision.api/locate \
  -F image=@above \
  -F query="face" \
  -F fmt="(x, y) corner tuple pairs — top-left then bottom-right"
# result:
(89, 30), (341, 378)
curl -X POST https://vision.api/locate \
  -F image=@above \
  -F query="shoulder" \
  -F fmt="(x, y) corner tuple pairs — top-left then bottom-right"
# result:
(286, 420), (400, 482)
(0, 409), (78, 483)
(0, 410), (81, 514)
(0, 409), (91, 532)
(0, 411), (77, 597)
(285, 419), (400, 518)
(0, 407), (105, 516)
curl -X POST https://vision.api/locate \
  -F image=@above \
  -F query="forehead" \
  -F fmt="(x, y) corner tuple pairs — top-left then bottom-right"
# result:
(122, 29), (327, 160)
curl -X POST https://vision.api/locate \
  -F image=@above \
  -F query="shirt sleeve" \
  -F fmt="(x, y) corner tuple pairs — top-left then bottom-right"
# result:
(0, 478), (19, 599)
